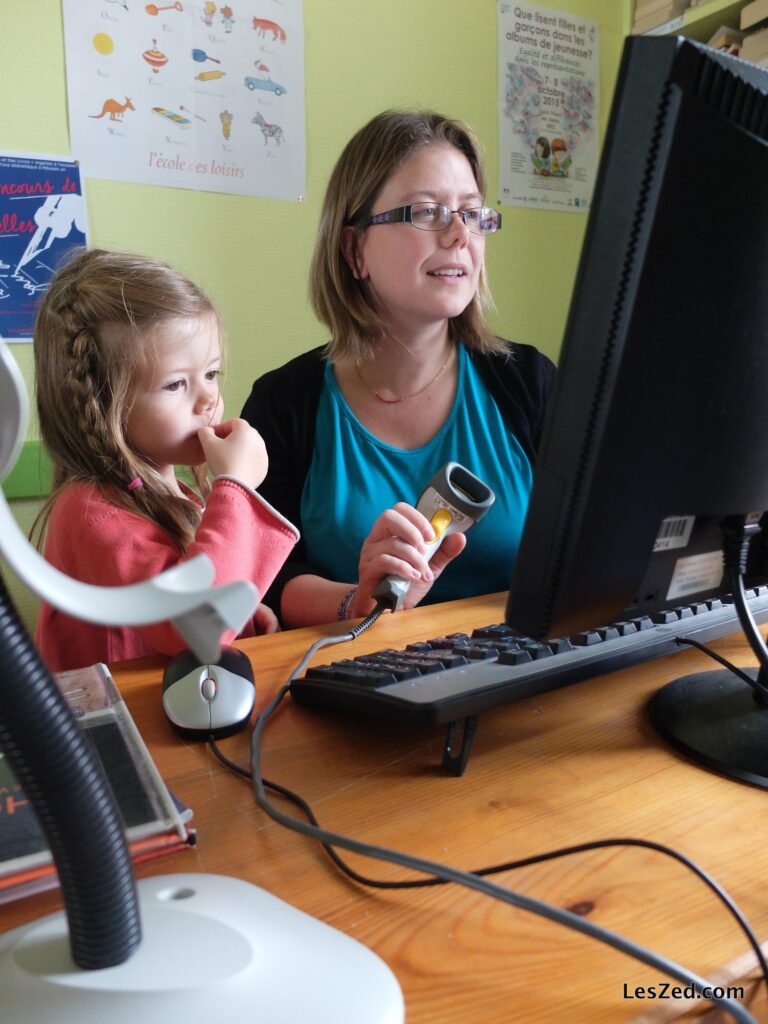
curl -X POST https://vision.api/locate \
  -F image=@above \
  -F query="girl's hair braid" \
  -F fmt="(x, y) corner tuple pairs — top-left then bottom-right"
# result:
(32, 248), (220, 549)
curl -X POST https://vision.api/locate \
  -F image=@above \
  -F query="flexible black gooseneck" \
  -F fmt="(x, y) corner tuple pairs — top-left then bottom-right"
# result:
(0, 570), (141, 969)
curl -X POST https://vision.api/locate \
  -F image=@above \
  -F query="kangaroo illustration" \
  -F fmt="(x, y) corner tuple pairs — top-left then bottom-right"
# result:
(89, 97), (135, 121)
(252, 110), (283, 145)
(252, 17), (286, 43)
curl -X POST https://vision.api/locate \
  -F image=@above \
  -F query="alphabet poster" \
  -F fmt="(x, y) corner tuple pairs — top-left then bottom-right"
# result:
(0, 153), (88, 343)
(498, 2), (599, 212)
(62, 0), (305, 201)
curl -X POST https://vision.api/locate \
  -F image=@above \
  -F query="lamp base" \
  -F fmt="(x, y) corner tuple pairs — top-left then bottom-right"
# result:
(0, 873), (404, 1023)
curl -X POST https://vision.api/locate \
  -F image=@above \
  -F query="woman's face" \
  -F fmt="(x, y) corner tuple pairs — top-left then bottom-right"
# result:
(348, 142), (486, 338)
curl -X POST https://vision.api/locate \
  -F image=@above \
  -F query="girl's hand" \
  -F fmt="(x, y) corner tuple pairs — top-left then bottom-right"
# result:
(351, 502), (466, 617)
(253, 602), (280, 635)
(199, 418), (269, 489)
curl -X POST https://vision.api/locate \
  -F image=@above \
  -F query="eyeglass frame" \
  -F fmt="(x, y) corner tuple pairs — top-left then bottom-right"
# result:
(359, 202), (502, 235)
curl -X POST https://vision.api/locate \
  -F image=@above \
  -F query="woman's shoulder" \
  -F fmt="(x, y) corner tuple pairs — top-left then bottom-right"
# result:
(469, 338), (556, 390)
(249, 345), (327, 394)
(241, 345), (328, 435)
(481, 337), (555, 369)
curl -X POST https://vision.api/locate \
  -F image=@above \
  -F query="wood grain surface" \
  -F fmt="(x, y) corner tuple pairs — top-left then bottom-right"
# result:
(3, 593), (767, 1023)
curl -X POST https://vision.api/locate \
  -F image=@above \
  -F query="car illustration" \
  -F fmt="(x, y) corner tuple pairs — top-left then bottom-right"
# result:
(244, 76), (286, 96)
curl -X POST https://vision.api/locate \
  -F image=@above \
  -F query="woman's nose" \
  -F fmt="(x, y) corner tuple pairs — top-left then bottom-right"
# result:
(441, 210), (471, 247)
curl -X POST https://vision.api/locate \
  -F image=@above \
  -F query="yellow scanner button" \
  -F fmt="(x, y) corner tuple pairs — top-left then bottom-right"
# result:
(430, 508), (453, 540)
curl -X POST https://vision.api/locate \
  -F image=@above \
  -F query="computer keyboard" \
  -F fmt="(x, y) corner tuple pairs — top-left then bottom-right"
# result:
(290, 588), (768, 772)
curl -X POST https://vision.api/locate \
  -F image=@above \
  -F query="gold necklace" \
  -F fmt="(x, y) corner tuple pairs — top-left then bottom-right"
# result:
(356, 348), (453, 404)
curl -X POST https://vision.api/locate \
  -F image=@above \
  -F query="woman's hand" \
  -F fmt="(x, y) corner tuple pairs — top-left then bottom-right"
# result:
(199, 418), (269, 489)
(351, 502), (466, 617)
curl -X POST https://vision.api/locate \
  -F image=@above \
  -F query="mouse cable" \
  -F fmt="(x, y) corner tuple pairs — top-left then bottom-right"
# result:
(240, 664), (758, 1023)
(210, 734), (768, 998)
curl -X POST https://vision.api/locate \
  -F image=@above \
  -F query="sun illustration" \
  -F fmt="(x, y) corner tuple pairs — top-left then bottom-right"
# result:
(93, 33), (114, 56)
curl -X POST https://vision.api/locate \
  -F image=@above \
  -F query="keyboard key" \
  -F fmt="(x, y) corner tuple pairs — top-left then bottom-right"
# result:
(472, 625), (515, 640)
(548, 638), (575, 653)
(519, 642), (553, 660)
(571, 630), (602, 646)
(305, 664), (397, 687)
(651, 610), (678, 624)
(498, 648), (533, 666)
(610, 621), (637, 636)
(597, 626), (620, 641)
(630, 616), (654, 630)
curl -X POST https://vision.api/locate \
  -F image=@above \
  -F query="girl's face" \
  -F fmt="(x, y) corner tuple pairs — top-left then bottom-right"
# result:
(126, 314), (222, 481)
(347, 142), (486, 339)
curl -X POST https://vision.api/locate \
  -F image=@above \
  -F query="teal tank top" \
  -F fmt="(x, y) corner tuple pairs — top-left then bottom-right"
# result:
(301, 344), (534, 603)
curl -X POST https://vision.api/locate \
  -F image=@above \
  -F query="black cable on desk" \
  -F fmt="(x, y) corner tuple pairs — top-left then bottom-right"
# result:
(211, 735), (768, 997)
(208, 620), (767, 1024)
(244, 682), (758, 1023)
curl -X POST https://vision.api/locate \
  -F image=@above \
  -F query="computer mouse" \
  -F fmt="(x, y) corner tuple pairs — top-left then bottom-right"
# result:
(162, 645), (255, 740)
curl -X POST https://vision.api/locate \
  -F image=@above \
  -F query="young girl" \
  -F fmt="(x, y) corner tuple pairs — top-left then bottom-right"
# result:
(242, 109), (555, 627)
(33, 248), (299, 671)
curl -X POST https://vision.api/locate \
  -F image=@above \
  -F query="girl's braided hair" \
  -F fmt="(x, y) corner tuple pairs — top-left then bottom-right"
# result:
(32, 248), (221, 549)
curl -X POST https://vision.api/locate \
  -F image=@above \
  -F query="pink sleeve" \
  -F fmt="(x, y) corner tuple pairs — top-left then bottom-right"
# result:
(43, 480), (298, 657)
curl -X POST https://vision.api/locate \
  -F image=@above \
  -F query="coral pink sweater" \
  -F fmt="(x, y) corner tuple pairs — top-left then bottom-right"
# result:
(36, 477), (299, 671)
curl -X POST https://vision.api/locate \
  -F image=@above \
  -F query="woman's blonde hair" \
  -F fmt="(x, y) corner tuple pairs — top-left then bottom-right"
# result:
(310, 109), (503, 363)
(32, 248), (220, 549)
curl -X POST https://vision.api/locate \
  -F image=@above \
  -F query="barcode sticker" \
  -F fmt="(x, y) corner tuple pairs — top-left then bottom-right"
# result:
(666, 551), (724, 602)
(653, 515), (694, 552)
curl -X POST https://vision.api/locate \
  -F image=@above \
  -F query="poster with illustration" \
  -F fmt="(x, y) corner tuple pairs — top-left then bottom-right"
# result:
(62, 0), (305, 201)
(498, 2), (599, 212)
(0, 153), (88, 343)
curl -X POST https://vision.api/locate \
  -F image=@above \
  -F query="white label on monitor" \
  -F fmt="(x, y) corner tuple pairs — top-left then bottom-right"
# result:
(653, 516), (695, 552)
(666, 551), (724, 602)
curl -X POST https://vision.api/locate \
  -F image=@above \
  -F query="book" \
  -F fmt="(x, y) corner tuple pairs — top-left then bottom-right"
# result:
(634, 0), (688, 17)
(741, 25), (768, 60)
(741, 0), (768, 31)
(0, 663), (195, 905)
(707, 25), (746, 52)
(633, 3), (687, 34)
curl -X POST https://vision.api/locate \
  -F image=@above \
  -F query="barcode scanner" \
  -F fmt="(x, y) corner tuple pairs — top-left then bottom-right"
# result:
(372, 462), (495, 612)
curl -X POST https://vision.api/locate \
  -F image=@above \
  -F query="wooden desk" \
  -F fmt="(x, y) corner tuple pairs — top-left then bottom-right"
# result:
(4, 593), (768, 1022)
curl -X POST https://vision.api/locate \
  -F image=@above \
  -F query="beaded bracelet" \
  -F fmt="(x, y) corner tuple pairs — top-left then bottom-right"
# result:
(337, 586), (358, 622)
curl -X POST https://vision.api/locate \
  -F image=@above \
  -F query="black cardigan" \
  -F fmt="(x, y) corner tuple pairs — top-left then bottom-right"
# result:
(241, 340), (556, 610)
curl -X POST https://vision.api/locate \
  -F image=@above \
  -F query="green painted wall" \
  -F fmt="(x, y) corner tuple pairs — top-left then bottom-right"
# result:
(2, 0), (631, 627)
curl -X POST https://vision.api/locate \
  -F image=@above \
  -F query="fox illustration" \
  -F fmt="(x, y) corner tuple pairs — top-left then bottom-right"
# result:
(252, 17), (286, 43)
(89, 97), (135, 121)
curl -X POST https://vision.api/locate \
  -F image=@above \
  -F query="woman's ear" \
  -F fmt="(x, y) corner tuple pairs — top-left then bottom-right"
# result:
(341, 226), (368, 280)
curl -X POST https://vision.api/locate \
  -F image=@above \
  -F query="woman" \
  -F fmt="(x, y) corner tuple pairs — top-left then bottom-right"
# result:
(242, 109), (555, 627)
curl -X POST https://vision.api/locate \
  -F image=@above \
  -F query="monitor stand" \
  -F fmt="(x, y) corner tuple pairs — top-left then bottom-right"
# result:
(649, 537), (768, 789)
(0, 872), (405, 1023)
(649, 668), (768, 788)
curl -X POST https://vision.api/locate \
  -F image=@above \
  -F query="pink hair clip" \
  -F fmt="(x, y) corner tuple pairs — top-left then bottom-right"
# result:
(127, 477), (144, 492)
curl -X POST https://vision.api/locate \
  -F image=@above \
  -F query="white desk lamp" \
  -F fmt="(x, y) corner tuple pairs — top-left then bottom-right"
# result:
(0, 341), (404, 1024)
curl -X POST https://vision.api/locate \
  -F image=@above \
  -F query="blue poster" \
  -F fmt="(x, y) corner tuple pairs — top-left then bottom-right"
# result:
(0, 153), (88, 342)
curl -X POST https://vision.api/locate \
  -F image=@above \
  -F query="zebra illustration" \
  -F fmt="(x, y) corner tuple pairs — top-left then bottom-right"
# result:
(251, 110), (284, 146)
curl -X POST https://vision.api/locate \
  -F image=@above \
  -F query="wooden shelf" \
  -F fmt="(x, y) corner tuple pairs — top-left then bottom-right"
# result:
(634, 0), (746, 41)
(681, 0), (747, 41)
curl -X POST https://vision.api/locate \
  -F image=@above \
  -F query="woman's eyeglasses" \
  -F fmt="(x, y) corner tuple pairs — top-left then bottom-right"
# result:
(361, 202), (502, 235)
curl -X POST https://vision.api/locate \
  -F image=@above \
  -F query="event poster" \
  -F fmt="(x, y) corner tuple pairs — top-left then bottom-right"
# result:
(62, 0), (305, 201)
(498, 2), (599, 212)
(0, 153), (88, 343)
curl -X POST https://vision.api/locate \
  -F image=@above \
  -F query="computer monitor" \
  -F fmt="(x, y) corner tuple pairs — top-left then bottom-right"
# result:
(505, 34), (768, 786)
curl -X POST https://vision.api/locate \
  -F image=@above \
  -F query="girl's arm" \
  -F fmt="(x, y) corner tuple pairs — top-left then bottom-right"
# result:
(40, 478), (297, 663)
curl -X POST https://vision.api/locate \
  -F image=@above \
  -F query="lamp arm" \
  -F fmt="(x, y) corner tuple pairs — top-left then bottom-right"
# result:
(0, 570), (141, 969)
